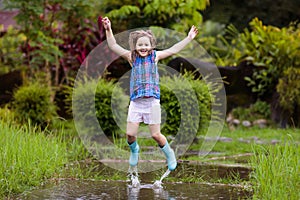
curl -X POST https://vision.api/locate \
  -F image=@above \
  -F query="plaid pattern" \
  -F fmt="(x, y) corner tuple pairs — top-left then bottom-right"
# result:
(130, 50), (160, 101)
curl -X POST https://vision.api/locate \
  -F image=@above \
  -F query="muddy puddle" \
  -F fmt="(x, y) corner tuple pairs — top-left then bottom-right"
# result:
(17, 179), (251, 200)
(15, 161), (253, 199)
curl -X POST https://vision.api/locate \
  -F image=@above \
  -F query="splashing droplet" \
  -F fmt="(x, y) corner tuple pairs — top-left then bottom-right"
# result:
(153, 169), (171, 189)
(153, 180), (162, 189)
(131, 175), (140, 188)
(128, 166), (140, 188)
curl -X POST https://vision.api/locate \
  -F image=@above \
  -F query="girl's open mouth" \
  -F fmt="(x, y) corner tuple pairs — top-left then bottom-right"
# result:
(139, 49), (148, 53)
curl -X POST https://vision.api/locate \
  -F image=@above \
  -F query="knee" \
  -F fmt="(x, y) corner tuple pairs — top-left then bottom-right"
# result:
(151, 132), (161, 141)
(126, 134), (136, 143)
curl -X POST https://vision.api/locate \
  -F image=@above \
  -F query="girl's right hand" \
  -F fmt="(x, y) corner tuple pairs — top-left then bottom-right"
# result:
(102, 17), (111, 30)
(187, 25), (198, 40)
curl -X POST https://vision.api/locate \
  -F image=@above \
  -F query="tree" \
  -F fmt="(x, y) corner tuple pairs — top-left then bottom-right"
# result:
(3, 0), (102, 100)
(203, 0), (300, 30)
(99, 0), (209, 32)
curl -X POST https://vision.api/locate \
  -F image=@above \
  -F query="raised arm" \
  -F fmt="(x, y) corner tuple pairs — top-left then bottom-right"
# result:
(102, 17), (131, 61)
(156, 26), (198, 61)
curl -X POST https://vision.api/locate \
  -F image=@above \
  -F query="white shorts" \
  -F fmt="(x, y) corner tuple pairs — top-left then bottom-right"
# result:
(127, 97), (161, 124)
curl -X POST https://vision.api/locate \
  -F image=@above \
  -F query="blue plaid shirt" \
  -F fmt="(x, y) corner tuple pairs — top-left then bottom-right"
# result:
(130, 50), (160, 101)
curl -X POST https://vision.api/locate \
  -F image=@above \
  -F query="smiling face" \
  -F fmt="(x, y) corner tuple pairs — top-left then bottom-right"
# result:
(135, 36), (152, 57)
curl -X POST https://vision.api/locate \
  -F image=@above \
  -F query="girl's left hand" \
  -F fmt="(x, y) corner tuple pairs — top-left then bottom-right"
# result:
(188, 25), (199, 39)
(102, 17), (111, 30)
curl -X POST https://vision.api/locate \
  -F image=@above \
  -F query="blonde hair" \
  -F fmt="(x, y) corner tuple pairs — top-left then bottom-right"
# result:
(129, 30), (156, 61)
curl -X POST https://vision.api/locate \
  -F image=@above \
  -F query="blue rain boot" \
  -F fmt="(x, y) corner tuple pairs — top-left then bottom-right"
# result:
(128, 141), (139, 167)
(161, 142), (177, 171)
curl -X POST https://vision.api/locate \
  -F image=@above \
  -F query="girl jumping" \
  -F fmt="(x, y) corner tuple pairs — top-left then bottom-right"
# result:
(102, 17), (198, 171)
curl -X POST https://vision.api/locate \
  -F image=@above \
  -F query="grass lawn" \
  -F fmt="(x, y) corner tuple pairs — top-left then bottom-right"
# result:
(0, 121), (68, 197)
(187, 126), (299, 162)
(1, 118), (298, 199)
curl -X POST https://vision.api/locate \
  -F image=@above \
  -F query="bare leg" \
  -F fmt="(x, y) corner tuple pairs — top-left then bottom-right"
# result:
(126, 122), (140, 167)
(148, 124), (166, 146)
(149, 124), (177, 171)
(151, 132), (167, 147)
(127, 135), (137, 144)
(126, 122), (140, 143)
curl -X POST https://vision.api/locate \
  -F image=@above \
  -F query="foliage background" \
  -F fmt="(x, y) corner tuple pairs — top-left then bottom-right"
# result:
(1, 0), (300, 126)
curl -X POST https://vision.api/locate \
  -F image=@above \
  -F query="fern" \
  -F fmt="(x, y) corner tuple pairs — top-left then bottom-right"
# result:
(107, 5), (140, 18)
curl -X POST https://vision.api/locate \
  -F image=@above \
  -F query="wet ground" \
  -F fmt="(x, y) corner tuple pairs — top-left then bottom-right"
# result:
(17, 179), (251, 200)
(14, 161), (253, 200)
(12, 145), (255, 200)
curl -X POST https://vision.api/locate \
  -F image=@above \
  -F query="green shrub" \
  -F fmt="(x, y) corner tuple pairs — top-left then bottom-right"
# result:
(12, 82), (56, 126)
(69, 73), (217, 142)
(232, 100), (271, 121)
(276, 67), (300, 114)
(240, 18), (300, 97)
(188, 75), (215, 134)
(69, 78), (128, 137)
(95, 79), (128, 136)
(217, 18), (300, 97)
(0, 26), (26, 74)
(160, 72), (216, 144)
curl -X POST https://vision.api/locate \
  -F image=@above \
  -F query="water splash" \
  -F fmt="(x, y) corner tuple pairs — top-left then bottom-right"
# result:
(128, 166), (140, 188)
(153, 169), (171, 189)
(131, 175), (140, 188)
(128, 166), (171, 189)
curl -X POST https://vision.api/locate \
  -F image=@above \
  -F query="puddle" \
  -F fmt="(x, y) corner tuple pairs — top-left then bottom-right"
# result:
(95, 161), (252, 182)
(175, 162), (252, 180)
(16, 179), (251, 200)
(13, 161), (253, 199)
